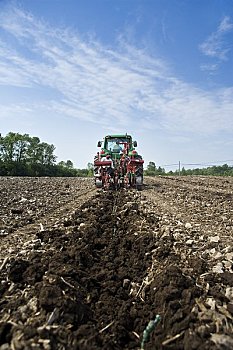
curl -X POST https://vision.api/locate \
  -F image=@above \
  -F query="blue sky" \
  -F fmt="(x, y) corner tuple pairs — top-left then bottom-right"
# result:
(0, 0), (233, 170)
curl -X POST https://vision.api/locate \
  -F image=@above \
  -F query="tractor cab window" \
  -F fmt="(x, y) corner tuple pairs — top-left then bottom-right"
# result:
(106, 138), (130, 152)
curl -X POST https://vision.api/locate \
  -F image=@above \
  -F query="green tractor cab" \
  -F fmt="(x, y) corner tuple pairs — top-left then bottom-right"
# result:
(97, 134), (138, 158)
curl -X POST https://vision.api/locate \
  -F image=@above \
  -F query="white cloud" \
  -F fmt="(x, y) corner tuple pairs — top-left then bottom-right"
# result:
(200, 63), (218, 73)
(0, 5), (232, 138)
(199, 16), (233, 61)
(218, 16), (233, 33)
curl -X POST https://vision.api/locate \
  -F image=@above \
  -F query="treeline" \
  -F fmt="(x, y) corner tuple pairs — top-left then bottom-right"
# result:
(1, 133), (232, 178)
(144, 161), (233, 176)
(144, 162), (166, 176)
(171, 164), (233, 176)
(0, 132), (92, 177)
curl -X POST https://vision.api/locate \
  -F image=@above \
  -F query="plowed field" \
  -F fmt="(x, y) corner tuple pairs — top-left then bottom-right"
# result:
(0, 176), (233, 350)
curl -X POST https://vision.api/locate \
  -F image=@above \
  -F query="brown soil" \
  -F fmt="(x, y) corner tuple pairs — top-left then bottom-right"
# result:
(0, 176), (233, 350)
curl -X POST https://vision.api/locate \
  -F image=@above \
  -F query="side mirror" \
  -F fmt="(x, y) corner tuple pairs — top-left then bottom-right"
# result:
(97, 141), (102, 147)
(133, 141), (137, 147)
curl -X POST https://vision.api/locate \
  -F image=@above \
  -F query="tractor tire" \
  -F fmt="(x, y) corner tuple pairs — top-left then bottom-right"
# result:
(95, 179), (103, 188)
(135, 176), (143, 191)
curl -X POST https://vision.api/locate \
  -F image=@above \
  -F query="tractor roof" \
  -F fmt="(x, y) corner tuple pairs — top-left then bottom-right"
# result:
(105, 134), (132, 139)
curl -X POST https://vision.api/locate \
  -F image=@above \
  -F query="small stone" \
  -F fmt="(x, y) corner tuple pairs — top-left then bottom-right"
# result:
(212, 263), (223, 273)
(225, 287), (233, 300)
(185, 223), (192, 229)
(0, 230), (8, 236)
(214, 252), (222, 259)
(161, 227), (170, 238)
(205, 297), (216, 310)
(211, 334), (233, 348)
(226, 252), (233, 261)
(173, 231), (183, 240)
(186, 239), (194, 246)
(123, 279), (130, 288)
(223, 260), (232, 271)
(209, 236), (220, 243)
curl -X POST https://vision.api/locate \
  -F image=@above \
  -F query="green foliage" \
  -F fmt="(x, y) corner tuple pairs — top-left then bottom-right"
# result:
(65, 160), (74, 169)
(87, 162), (94, 177)
(77, 168), (89, 177)
(1, 134), (232, 179)
(0, 132), (30, 163)
(0, 132), (90, 177)
(169, 163), (233, 176)
(145, 162), (233, 177)
(58, 160), (74, 169)
(147, 161), (156, 171)
(0, 132), (56, 166)
(144, 162), (165, 176)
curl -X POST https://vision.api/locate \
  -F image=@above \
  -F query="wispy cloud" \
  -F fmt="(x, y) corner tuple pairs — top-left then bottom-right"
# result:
(218, 16), (233, 33)
(200, 63), (219, 74)
(0, 103), (33, 119)
(199, 16), (233, 61)
(0, 5), (232, 137)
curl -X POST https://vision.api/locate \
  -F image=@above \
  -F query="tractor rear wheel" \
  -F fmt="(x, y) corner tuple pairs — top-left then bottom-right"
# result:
(95, 179), (103, 188)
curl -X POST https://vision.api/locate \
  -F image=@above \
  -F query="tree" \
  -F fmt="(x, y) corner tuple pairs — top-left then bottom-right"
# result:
(26, 136), (41, 164)
(13, 133), (30, 162)
(0, 132), (32, 170)
(57, 161), (66, 167)
(147, 161), (156, 172)
(0, 132), (58, 176)
(65, 160), (74, 168)
(157, 166), (165, 175)
(57, 160), (74, 169)
(87, 162), (94, 177)
(36, 142), (56, 165)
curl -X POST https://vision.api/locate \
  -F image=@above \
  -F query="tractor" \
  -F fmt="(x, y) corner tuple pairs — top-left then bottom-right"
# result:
(94, 134), (144, 190)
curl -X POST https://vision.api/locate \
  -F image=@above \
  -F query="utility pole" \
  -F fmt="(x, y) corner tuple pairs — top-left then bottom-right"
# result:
(179, 161), (181, 176)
